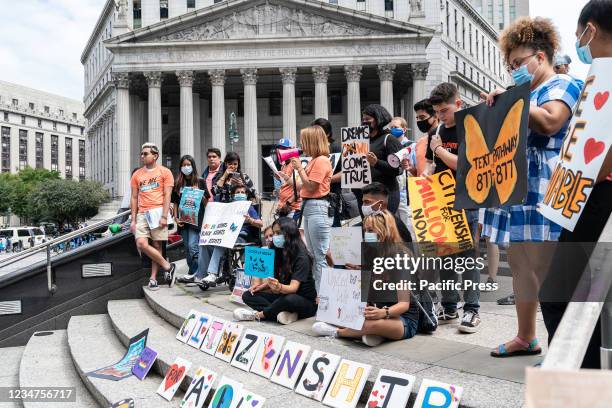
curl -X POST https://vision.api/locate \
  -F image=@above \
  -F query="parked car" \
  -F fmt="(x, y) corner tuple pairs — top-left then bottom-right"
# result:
(26, 227), (46, 245)
(0, 227), (35, 250)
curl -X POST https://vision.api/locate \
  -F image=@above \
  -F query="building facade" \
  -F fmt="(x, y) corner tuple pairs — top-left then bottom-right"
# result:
(0, 81), (86, 179)
(469, 0), (529, 31)
(83, 0), (514, 197)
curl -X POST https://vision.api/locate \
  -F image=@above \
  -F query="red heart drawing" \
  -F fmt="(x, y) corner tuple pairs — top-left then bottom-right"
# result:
(207, 374), (213, 381)
(367, 401), (378, 408)
(164, 364), (185, 391)
(584, 138), (606, 164)
(594, 91), (609, 110)
(372, 390), (378, 397)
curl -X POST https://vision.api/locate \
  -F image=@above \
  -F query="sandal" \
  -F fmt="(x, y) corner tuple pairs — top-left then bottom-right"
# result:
(491, 336), (541, 358)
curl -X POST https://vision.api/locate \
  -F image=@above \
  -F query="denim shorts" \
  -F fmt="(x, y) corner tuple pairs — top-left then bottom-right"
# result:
(400, 315), (418, 339)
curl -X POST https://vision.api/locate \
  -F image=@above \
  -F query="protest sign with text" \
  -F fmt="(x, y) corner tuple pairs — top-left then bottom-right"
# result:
(177, 187), (205, 226)
(316, 268), (366, 330)
(244, 246), (275, 278)
(329, 227), (362, 266)
(199, 201), (252, 248)
(341, 126), (372, 188)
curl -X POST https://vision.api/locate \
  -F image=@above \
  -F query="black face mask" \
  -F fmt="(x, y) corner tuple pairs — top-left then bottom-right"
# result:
(362, 121), (374, 132)
(417, 119), (433, 133)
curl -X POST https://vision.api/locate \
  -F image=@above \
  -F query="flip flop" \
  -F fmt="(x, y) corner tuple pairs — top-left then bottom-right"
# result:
(491, 336), (541, 358)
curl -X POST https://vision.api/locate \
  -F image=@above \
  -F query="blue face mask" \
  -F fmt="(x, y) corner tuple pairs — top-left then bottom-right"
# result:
(272, 234), (285, 248)
(234, 193), (247, 201)
(181, 165), (193, 176)
(576, 26), (594, 65)
(511, 64), (533, 86)
(364, 232), (379, 243)
(390, 127), (404, 138)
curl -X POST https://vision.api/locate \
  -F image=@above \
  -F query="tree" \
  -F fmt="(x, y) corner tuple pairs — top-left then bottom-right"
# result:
(8, 168), (60, 221)
(0, 173), (17, 214)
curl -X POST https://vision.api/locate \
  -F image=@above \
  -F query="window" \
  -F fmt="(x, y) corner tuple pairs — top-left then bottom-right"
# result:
(80, 127), (84, 136)
(488, 42), (491, 68)
(38, 119), (42, 128)
(44, 106), (49, 113)
(51, 135), (59, 172)
(329, 0), (338, 4)
(330, 90), (343, 115)
(445, 2), (450, 36)
(35, 132), (43, 169)
(487, 1), (494, 21)
(301, 91), (314, 115)
(12, 99), (18, 106)
(67, 124), (71, 133)
(476, 29), (479, 60)
(462, 17), (465, 48)
(509, 0), (517, 21)
(385, 0), (393, 11)
(19, 129), (27, 170)
(470, 67), (473, 80)
(237, 93), (244, 117)
(59, 109), (64, 116)
(469, 24), (473, 54)
(454, 10), (458, 41)
(52, 121), (57, 130)
(160, 0), (168, 19)
(269, 92), (281, 116)
(79, 140), (86, 180)
(72, 112), (77, 120)
(162, 113), (169, 125)
(133, 0), (142, 28)
(65, 137), (72, 179)
(21, 115), (26, 125)
(3, 112), (7, 121)
(1, 127), (10, 173)
(455, 56), (459, 71)
(187, 0), (195, 7)
(463, 62), (466, 75)
(29, 102), (35, 110)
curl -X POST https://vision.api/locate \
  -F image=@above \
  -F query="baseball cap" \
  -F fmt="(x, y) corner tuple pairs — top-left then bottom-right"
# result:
(276, 138), (292, 148)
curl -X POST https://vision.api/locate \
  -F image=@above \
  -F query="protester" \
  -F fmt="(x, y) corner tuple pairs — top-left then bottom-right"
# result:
(275, 138), (302, 221)
(553, 54), (571, 75)
(356, 105), (402, 214)
(312, 210), (420, 346)
(203, 148), (223, 200)
(389, 117), (412, 229)
(173, 155), (208, 285)
(263, 226), (274, 248)
(480, 17), (582, 357)
(312, 118), (343, 227)
(289, 126), (333, 291)
(402, 100), (439, 177)
(360, 182), (412, 243)
(234, 217), (317, 325)
(130, 142), (176, 291)
(212, 152), (256, 203)
(539, 0), (612, 369)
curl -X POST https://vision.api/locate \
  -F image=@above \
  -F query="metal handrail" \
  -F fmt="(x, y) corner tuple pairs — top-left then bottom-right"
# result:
(0, 210), (131, 294)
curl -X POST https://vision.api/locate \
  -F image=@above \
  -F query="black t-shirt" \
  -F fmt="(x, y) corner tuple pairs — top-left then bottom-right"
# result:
(425, 125), (459, 177)
(277, 250), (317, 300)
(375, 297), (419, 324)
(329, 140), (342, 195)
(171, 178), (208, 229)
(368, 131), (402, 191)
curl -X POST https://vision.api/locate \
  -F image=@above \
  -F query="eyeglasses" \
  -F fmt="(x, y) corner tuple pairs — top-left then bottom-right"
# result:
(416, 115), (432, 121)
(140, 152), (150, 157)
(506, 53), (536, 72)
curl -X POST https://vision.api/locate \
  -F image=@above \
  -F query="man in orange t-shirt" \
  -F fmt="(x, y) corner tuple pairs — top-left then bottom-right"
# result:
(130, 142), (176, 291)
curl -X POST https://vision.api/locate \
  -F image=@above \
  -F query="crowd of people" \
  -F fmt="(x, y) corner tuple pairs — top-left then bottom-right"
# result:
(127, 1), (611, 363)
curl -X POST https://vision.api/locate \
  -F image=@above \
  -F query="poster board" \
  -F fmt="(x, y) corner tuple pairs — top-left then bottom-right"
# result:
(178, 187), (206, 226)
(244, 247), (275, 278)
(156, 357), (192, 401)
(329, 227), (362, 266)
(295, 350), (341, 401)
(316, 268), (366, 331)
(341, 126), (372, 188)
(86, 329), (148, 381)
(230, 269), (252, 305)
(199, 201), (252, 248)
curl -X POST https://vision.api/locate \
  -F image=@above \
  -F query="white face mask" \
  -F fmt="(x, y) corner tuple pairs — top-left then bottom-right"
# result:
(362, 201), (382, 217)
(181, 165), (193, 176)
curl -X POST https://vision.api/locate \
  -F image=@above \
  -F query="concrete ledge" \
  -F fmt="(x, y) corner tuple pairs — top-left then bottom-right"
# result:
(0, 346), (24, 408)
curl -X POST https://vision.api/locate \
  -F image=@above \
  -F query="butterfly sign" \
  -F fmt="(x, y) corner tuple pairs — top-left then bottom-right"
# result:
(539, 59), (612, 231)
(270, 341), (311, 389)
(207, 376), (244, 408)
(249, 333), (286, 379)
(177, 310), (201, 343)
(187, 313), (213, 349)
(413, 379), (463, 408)
(201, 318), (227, 355)
(365, 369), (415, 408)
(455, 82), (529, 209)
(180, 367), (217, 408)
(235, 389), (266, 408)
(231, 329), (264, 372)
(157, 357), (192, 401)
(215, 323), (244, 363)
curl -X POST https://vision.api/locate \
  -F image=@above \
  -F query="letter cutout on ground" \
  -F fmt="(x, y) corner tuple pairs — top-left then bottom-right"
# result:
(199, 201), (252, 248)
(366, 369), (415, 408)
(250, 333), (285, 379)
(187, 313), (213, 349)
(317, 268), (366, 330)
(295, 350), (342, 401)
(539, 59), (612, 231)
(157, 357), (191, 401)
(208, 376), (243, 408)
(270, 341), (311, 389)
(235, 389), (266, 408)
(231, 329), (263, 372)
(176, 310), (200, 343)
(341, 126), (372, 188)
(181, 367), (217, 408)
(201, 318), (227, 355)
(413, 379), (463, 408)
(215, 322), (244, 363)
(329, 227), (362, 266)
(322, 359), (371, 408)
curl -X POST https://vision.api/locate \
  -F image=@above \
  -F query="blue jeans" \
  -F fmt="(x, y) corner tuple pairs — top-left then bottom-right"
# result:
(302, 199), (332, 292)
(199, 234), (248, 277)
(180, 226), (200, 275)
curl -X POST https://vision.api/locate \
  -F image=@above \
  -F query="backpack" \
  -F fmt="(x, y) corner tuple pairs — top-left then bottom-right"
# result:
(415, 290), (438, 333)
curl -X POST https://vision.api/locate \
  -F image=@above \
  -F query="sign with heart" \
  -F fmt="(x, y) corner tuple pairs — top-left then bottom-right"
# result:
(249, 333), (285, 379)
(176, 310), (201, 343)
(365, 369), (415, 408)
(539, 58), (612, 231)
(235, 389), (266, 408)
(181, 367), (217, 408)
(157, 357), (192, 401)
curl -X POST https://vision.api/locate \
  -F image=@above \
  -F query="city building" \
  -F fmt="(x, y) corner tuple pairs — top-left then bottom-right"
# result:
(469, 0), (529, 31)
(83, 0), (514, 197)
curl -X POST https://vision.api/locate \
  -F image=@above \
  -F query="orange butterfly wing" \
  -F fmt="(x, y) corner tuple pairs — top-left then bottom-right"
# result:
(464, 114), (491, 204)
(493, 99), (523, 204)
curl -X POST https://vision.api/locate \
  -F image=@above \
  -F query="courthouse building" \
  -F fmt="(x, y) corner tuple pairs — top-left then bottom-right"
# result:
(83, 0), (519, 197)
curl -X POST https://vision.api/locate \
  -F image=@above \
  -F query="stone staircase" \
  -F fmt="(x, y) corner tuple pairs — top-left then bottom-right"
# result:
(2, 276), (534, 408)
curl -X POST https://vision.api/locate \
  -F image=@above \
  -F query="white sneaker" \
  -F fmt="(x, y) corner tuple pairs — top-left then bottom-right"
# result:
(362, 334), (385, 347)
(277, 312), (298, 325)
(233, 308), (258, 321)
(185, 277), (202, 287)
(177, 274), (196, 283)
(202, 273), (218, 285)
(312, 322), (338, 337)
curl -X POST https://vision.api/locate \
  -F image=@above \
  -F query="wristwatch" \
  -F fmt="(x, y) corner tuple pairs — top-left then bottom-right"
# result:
(383, 306), (390, 319)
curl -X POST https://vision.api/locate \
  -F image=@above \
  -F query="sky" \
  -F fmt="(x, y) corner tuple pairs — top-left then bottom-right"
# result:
(0, 0), (592, 102)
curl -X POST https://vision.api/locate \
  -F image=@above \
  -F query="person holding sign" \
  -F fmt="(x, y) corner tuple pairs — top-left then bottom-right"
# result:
(172, 155), (209, 284)
(480, 17), (582, 357)
(233, 218), (318, 325)
(290, 126), (333, 292)
(212, 152), (257, 203)
(312, 211), (420, 347)
(275, 138), (303, 221)
(312, 118), (343, 226)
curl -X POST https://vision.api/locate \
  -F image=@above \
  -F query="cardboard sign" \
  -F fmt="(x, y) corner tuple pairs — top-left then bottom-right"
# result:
(187, 313), (213, 349)
(408, 170), (474, 256)
(539, 60), (612, 231)
(208, 376), (244, 408)
(132, 346), (157, 381)
(366, 369), (415, 408)
(201, 318), (227, 355)
(86, 329), (148, 381)
(244, 247), (275, 278)
(157, 357), (191, 401)
(181, 367), (217, 408)
(178, 187), (206, 226)
(270, 341), (311, 389)
(299, 153), (341, 171)
(316, 268), (366, 331)
(215, 323), (244, 363)
(199, 201), (252, 248)
(455, 83), (529, 208)
(329, 227), (362, 266)
(341, 126), (372, 188)
(263, 156), (285, 185)
(235, 389), (266, 408)
(295, 350), (342, 401)
(177, 310), (201, 343)
(322, 359), (372, 408)
(250, 333), (286, 379)
(230, 269), (252, 305)
(413, 379), (463, 408)
(231, 329), (264, 372)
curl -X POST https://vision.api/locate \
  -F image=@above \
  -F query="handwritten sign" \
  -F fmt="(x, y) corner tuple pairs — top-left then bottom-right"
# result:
(408, 170), (473, 256)
(131, 347), (157, 381)
(244, 247), (275, 278)
(300, 153), (341, 170)
(329, 227), (362, 266)
(455, 83), (529, 208)
(178, 187), (205, 226)
(316, 268), (365, 330)
(199, 201), (252, 248)
(157, 356), (191, 401)
(341, 126), (372, 188)
(539, 60), (612, 231)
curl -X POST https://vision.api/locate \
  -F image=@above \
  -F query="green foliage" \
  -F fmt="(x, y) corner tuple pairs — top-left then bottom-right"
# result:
(8, 168), (61, 219)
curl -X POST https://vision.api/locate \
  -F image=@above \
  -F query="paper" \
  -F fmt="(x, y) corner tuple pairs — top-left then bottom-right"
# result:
(176, 309), (200, 343)
(366, 369), (415, 408)
(341, 126), (372, 189)
(86, 329), (148, 381)
(199, 201), (252, 248)
(322, 359), (371, 408)
(413, 379), (462, 408)
(263, 156), (286, 185)
(201, 318), (227, 355)
(157, 357), (191, 401)
(215, 322), (244, 363)
(316, 268), (366, 331)
(181, 367), (217, 408)
(235, 389), (266, 408)
(186, 313), (213, 349)
(207, 376), (243, 408)
(270, 341), (311, 389)
(295, 350), (341, 401)
(231, 329), (264, 372)
(244, 247), (275, 278)
(250, 333), (285, 379)
(178, 187), (205, 226)
(329, 227), (362, 266)
(131, 346), (157, 381)
(230, 269), (252, 305)
(144, 207), (174, 229)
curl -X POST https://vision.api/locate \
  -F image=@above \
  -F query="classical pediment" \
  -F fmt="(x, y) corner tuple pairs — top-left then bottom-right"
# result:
(113, 0), (432, 44)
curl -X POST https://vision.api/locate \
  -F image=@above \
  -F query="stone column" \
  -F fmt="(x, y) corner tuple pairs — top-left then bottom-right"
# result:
(177, 70), (195, 157)
(241, 68), (259, 190)
(280, 67), (297, 144)
(208, 69), (226, 156)
(144, 71), (163, 159)
(193, 93), (201, 164)
(112, 72), (130, 199)
(344, 65), (363, 127)
(377, 64), (396, 115)
(312, 66), (330, 119)
(411, 63), (429, 111)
